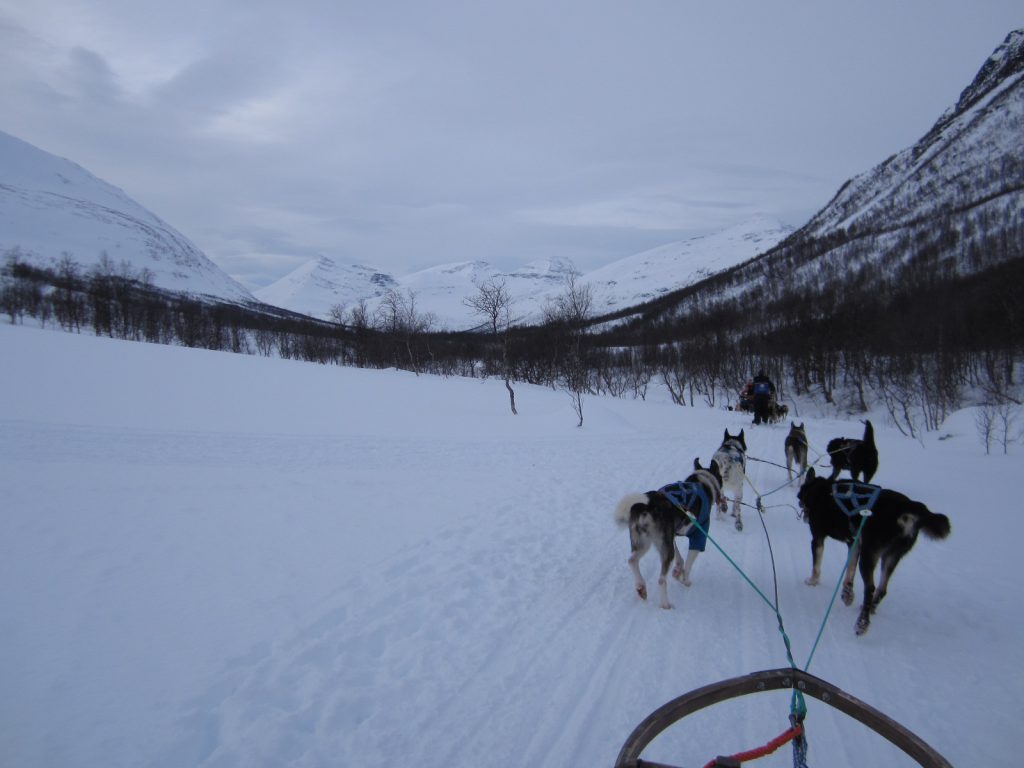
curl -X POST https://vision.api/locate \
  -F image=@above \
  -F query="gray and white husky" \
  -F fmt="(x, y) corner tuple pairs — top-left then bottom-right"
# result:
(614, 459), (723, 609)
(785, 422), (809, 480)
(712, 428), (747, 531)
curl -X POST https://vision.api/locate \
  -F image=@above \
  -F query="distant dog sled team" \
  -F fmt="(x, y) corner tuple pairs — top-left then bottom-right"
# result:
(614, 399), (951, 636)
(735, 371), (788, 424)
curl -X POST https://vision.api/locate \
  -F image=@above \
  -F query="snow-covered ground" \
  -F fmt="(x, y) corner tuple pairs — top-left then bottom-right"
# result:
(1, 323), (1020, 767)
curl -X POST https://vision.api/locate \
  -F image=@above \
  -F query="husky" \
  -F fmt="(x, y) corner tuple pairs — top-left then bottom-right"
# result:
(712, 428), (747, 531)
(614, 459), (723, 609)
(770, 402), (789, 423)
(784, 422), (809, 480)
(797, 468), (951, 635)
(827, 419), (879, 482)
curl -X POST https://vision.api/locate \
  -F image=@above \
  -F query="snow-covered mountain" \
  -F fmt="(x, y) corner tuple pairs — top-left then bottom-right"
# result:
(253, 258), (401, 318)
(0, 122), (789, 328)
(803, 28), (1023, 241)
(631, 28), (1024, 328)
(0, 130), (255, 304)
(255, 216), (793, 330)
(582, 215), (793, 310)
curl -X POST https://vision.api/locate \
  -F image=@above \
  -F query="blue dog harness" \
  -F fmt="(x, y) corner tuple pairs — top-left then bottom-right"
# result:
(831, 481), (881, 517)
(659, 481), (712, 552)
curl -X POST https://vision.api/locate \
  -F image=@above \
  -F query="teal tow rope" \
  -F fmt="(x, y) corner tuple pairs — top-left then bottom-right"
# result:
(667, 496), (808, 721)
(665, 474), (881, 767)
(803, 511), (869, 672)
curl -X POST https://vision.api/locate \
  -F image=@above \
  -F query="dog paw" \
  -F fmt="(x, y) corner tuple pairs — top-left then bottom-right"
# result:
(804, 577), (819, 586)
(636, 585), (648, 601)
(682, 575), (692, 587)
(660, 601), (674, 610)
(855, 615), (870, 636)
(841, 585), (855, 606)
(672, 564), (683, 581)
(734, 518), (743, 532)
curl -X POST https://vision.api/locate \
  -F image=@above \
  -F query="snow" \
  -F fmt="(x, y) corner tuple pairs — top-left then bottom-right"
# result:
(254, 217), (793, 330)
(0, 130), (255, 304)
(1, 322), (1021, 767)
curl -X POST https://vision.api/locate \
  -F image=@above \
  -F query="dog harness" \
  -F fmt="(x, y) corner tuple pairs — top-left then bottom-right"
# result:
(659, 481), (712, 552)
(831, 481), (881, 517)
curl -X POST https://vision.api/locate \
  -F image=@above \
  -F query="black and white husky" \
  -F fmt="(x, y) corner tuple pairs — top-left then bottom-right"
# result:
(614, 459), (723, 609)
(797, 468), (951, 635)
(712, 428), (747, 531)
(784, 422), (809, 480)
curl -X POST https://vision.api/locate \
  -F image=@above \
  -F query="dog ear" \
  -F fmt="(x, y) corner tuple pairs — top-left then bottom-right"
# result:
(806, 467), (816, 482)
(693, 456), (703, 470)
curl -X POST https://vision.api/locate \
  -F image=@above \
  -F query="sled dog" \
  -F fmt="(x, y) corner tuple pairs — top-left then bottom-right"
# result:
(827, 419), (878, 482)
(797, 468), (951, 635)
(614, 459), (723, 609)
(784, 422), (809, 480)
(712, 428), (747, 531)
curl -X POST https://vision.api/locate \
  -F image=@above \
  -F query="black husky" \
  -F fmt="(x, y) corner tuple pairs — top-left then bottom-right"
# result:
(614, 459), (723, 609)
(827, 419), (878, 482)
(784, 422), (808, 480)
(797, 468), (951, 635)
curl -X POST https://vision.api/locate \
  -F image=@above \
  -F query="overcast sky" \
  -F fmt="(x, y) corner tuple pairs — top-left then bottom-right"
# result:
(1, 2), (1020, 288)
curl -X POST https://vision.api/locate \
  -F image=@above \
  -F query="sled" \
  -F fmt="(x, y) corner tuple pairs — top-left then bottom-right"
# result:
(614, 667), (952, 768)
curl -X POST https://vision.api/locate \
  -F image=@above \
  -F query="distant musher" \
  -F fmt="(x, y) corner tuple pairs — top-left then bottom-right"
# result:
(751, 371), (775, 425)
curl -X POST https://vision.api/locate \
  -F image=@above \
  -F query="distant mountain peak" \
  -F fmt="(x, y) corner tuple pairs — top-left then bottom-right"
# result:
(802, 28), (1024, 239)
(0, 130), (254, 304)
(920, 28), (1024, 158)
(254, 215), (792, 328)
(955, 28), (1024, 114)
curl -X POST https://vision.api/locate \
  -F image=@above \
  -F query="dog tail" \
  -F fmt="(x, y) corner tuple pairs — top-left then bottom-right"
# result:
(615, 493), (650, 526)
(863, 419), (875, 446)
(918, 506), (951, 540)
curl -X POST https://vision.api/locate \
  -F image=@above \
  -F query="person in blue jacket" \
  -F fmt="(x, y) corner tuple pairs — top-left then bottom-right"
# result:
(751, 370), (776, 425)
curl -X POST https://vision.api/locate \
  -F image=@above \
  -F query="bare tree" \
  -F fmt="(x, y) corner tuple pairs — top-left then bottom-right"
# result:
(465, 278), (518, 414)
(328, 302), (348, 325)
(347, 299), (373, 367)
(545, 270), (593, 427)
(54, 252), (84, 332)
(253, 328), (276, 356)
(377, 289), (434, 374)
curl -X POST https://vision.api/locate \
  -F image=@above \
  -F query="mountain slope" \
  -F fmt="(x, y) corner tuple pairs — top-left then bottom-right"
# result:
(255, 217), (792, 330)
(804, 28), (1024, 239)
(622, 29), (1024, 333)
(0, 130), (255, 304)
(253, 258), (399, 319)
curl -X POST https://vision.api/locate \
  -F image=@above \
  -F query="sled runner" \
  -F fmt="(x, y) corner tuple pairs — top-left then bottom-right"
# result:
(614, 668), (952, 768)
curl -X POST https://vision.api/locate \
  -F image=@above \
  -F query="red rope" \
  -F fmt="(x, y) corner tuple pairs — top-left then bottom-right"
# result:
(702, 723), (805, 768)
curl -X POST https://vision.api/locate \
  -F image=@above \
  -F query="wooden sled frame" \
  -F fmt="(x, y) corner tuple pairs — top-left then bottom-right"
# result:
(614, 667), (952, 768)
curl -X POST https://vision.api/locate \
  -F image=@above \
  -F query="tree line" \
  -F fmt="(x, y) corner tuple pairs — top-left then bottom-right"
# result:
(3, 236), (1022, 434)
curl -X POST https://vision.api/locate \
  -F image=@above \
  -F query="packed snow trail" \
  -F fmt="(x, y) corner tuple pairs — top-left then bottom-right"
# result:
(2, 325), (1021, 767)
